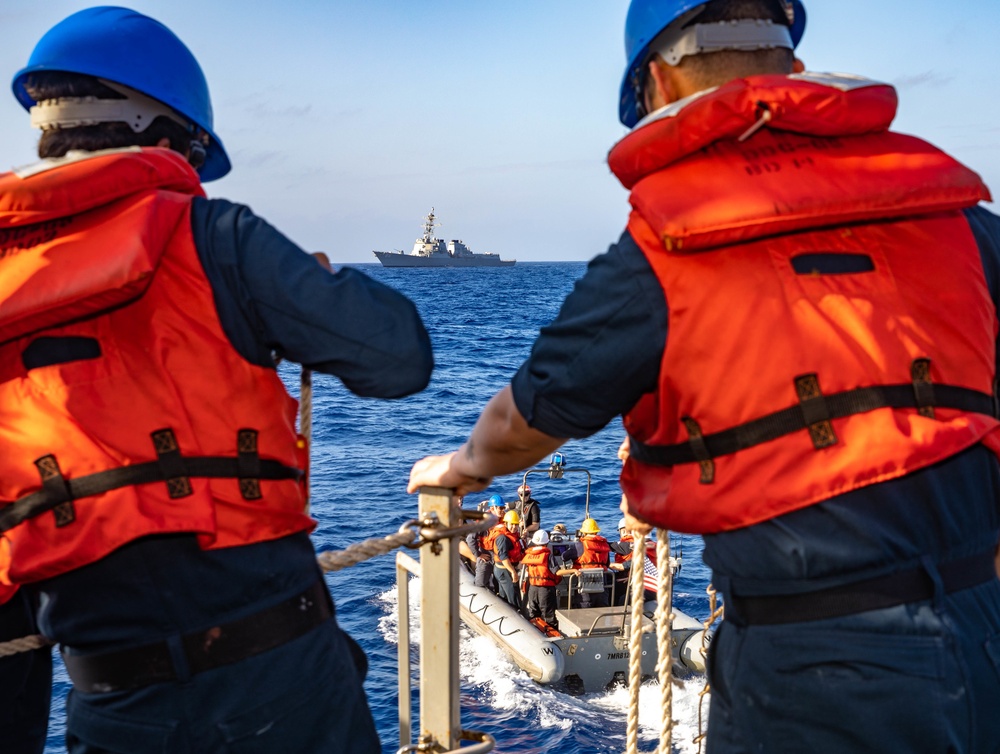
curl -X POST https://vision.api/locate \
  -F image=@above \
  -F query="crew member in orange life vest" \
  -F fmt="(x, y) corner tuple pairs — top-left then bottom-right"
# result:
(2, 8), (432, 753)
(575, 518), (618, 608)
(521, 530), (575, 628)
(408, 1), (1000, 749)
(492, 510), (525, 606)
(466, 495), (504, 591)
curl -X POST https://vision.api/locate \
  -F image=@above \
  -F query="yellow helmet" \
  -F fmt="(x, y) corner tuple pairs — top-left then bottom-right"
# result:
(581, 518), (600, 534)
(503, 510), (521, 526)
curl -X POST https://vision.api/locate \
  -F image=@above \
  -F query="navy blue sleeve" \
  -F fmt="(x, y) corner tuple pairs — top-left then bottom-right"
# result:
(190, 197), (433, 399)
(510, 230), (667, 438)
(494, 535), (511, 560)
(966, 205), (1000, 387)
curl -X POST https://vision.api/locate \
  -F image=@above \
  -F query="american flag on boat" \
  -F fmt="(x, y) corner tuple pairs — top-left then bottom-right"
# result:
(642, 543), (659, 593)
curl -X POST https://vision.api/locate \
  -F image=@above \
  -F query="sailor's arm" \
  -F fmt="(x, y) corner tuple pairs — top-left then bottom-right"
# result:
(407, 386), (565, 496)
(408, 232), (662, 499)
(193, 198), (433, 399)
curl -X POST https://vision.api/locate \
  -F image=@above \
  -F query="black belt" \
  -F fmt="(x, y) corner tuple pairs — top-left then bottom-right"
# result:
(62, 579), (332, 693)
(729, 550), (998, 626)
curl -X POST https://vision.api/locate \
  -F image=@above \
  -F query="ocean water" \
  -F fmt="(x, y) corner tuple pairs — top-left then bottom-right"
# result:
(43, 262), (716, 753)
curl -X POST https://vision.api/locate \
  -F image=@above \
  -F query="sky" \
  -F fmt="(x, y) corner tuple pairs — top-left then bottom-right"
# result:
(0, 1), (998, 264)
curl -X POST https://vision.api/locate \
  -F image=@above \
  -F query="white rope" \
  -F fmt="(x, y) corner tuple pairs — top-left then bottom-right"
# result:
(624, 532), (676, 754)
(625, 531), (648, 754)
(654, 535), (674, 754)
(0, 527), (417, 659)
(0, 633), (52, 658)
(695, 585), (725, 753)
(317, 530), (417, 572)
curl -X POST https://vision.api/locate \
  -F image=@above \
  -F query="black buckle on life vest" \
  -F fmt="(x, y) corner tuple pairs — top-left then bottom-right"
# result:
(150, 429), (192, 499)
(681, 417), (715, 484)
(794, 374), (838, 449)
(237, 429), (262, 500)
(34, 455), (76, 527)
(911, 358), (936, 419)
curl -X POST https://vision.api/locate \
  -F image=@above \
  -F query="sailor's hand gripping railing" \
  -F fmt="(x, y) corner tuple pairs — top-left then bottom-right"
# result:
(395, 487), (497, 754)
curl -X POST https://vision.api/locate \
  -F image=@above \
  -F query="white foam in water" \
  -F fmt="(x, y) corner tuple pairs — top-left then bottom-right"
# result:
(591, 678), (708, 754)
(375, 579), (710, 752)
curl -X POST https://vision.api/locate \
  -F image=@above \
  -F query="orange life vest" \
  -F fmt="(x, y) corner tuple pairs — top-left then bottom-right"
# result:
(615, 534), (634, 564)
(608, 74), (999, 534)
(481, 524), (504, 553)
(521, 545), (560, 587)
(578, 534), (610, 569)
(0, 148), (312, 584)
(491, 528), (524, 565)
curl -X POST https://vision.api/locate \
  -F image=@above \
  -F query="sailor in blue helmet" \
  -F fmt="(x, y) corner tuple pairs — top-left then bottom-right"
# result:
(410, 1), (1000, 751)
(3, 6), (432, 753)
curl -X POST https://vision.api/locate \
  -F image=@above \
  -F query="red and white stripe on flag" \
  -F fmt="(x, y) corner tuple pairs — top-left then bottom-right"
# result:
(642, 554), (659, 593)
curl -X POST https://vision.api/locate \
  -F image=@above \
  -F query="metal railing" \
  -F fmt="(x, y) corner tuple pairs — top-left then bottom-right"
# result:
(395, 487), (497, 754)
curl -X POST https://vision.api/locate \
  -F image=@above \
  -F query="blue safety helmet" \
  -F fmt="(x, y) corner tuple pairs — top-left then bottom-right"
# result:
(618, 0), (806, 128)
(12, 6), (231, 181)
(488, 494), (504, 508)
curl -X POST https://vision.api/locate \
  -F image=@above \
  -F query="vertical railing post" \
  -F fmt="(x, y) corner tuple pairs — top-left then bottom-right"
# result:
(417, 486), (460, 751)
(397, 554), (413, 751)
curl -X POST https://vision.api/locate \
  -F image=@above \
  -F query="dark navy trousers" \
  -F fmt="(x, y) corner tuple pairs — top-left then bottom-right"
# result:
(34, 532), (379, 754)
(64, 616), (378, 754)
(706, 576), (1000, 753)
(494, 565), (520, 607)
(0, 590), (51, 754)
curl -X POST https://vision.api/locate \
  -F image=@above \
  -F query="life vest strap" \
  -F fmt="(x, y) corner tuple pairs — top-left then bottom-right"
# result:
(33, 455), (76, 528)
(236, 429), (263, 501)
(630, 381), (995, 470)
(0, 454), (302, 533)
(911, 359), (936, 418)
(151, 429), (193, 498)
(794, 374), (838, 450)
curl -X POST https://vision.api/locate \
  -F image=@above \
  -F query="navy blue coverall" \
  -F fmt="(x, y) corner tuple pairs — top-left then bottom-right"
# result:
(25, 197), (432, 754)
(510, 206), (1000, 753)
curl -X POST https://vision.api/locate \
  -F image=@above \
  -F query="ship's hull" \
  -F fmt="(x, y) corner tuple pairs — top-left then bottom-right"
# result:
(373, 251), (515, 268)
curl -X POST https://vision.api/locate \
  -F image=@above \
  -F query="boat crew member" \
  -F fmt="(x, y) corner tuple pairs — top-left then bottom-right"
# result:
(574, 519), (618, 608)
(521, 530), (575, 630)
(409, 0), (1000, 750)
(467, 495), (504, 590)
(513, 484), (542, 539)
(1, 8), (433, 753)
(491, 510), (525, 607)
(610, 517), (635, 606)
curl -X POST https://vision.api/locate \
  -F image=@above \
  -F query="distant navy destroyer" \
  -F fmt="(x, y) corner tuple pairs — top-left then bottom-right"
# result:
(373, 208), (515, 267)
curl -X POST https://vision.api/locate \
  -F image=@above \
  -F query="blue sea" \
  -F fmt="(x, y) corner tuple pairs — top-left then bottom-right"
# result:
(43, 262), (715, 754)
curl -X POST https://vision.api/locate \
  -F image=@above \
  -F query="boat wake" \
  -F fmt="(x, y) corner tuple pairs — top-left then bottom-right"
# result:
(375, 580), (709, 754)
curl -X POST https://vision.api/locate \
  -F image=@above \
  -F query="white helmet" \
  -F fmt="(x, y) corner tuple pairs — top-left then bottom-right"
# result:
(618, 517), (628, 531)
(531, 530), (550, 546)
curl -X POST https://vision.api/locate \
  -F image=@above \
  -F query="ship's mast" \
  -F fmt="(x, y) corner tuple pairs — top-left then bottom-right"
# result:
(421, 208), (440, 243)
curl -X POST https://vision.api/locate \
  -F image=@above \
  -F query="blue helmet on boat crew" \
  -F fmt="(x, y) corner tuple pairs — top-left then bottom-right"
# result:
(12, 6), (231, 181)
(618, 0), (806, 128)
(488, 494), (504, 509)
